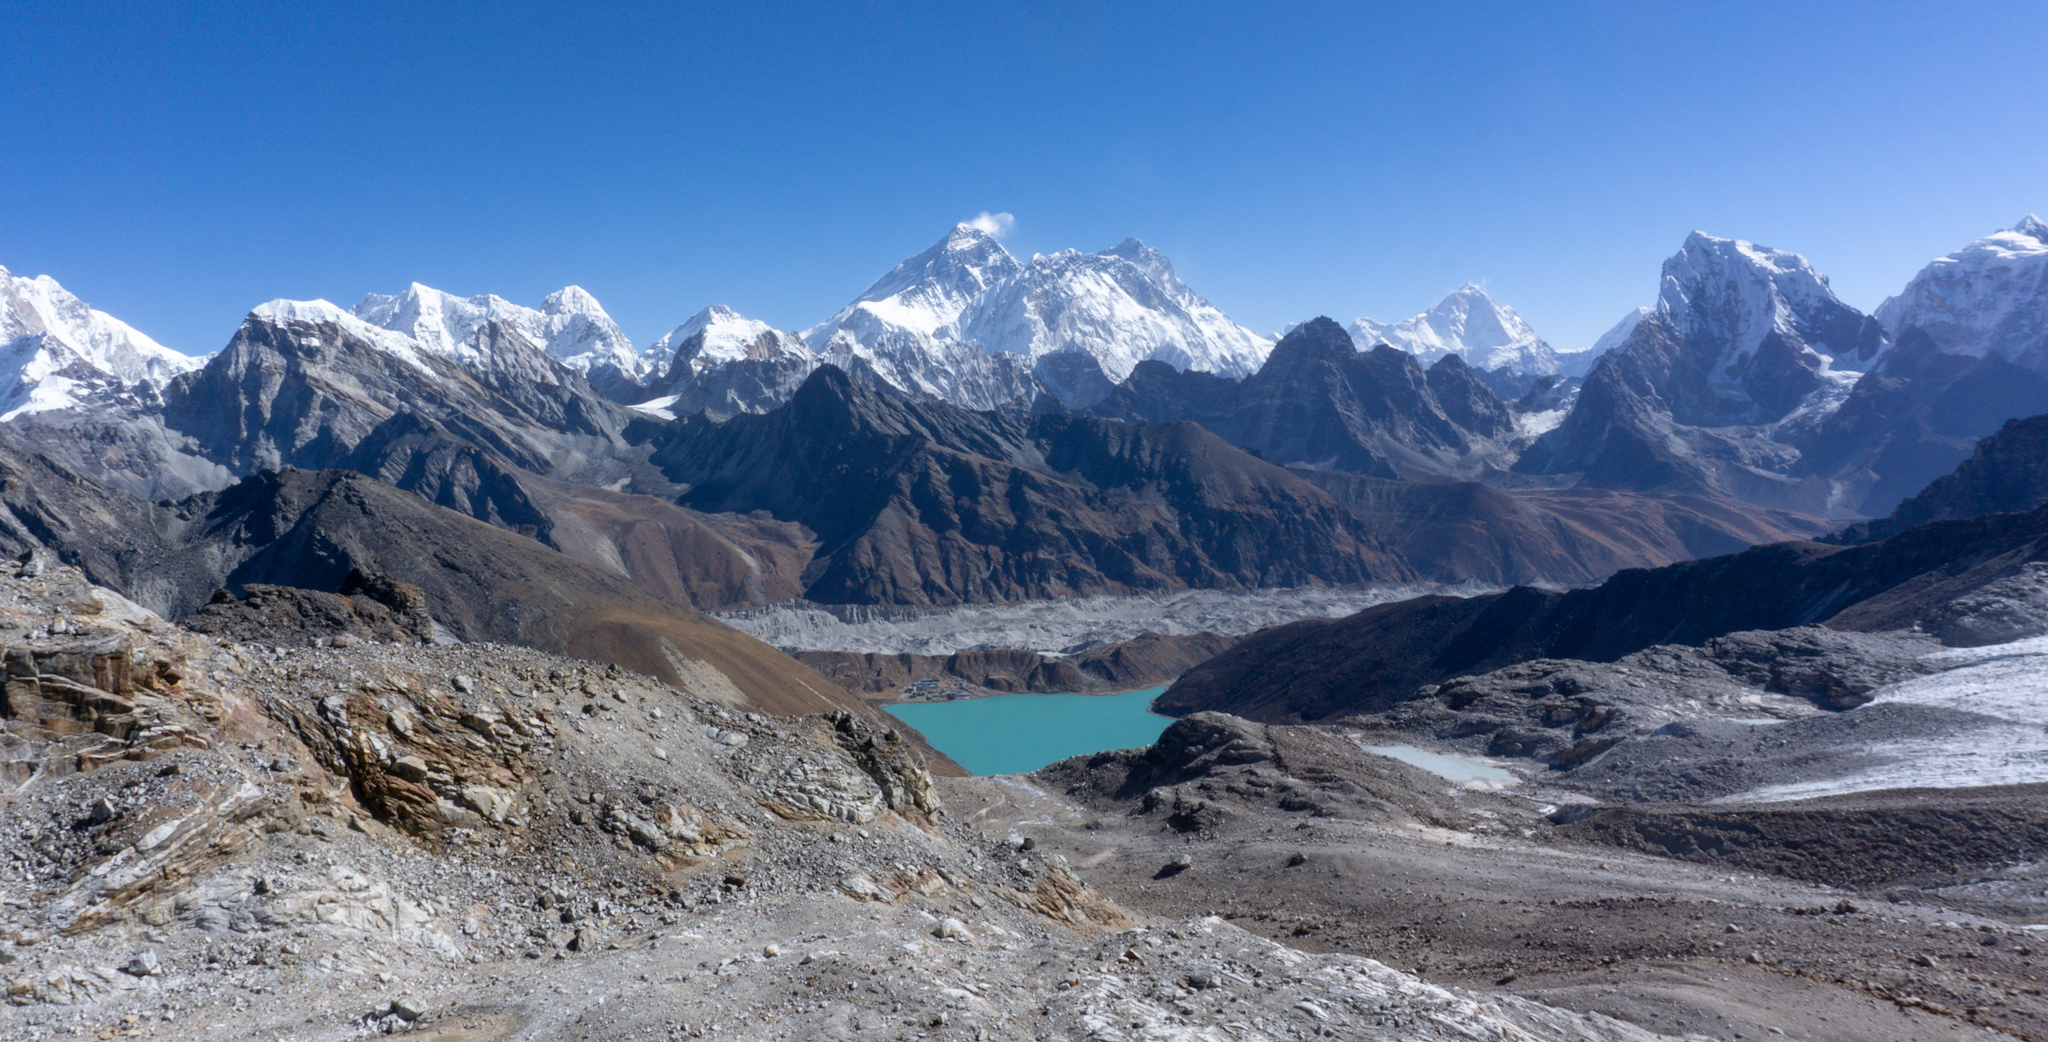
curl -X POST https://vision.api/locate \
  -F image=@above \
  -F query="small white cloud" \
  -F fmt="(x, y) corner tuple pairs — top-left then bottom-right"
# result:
(968, 211), (1015, 239)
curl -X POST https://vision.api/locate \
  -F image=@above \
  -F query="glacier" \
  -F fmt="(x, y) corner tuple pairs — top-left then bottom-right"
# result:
(1724, 634), (2048, 802)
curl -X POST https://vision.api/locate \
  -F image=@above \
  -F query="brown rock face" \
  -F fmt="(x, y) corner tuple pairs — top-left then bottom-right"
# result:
(652, 365), (1409, 606)
(184, 570), (438, 647)
(1293, 469), (1834, 585)
(0, 582), (216, 786)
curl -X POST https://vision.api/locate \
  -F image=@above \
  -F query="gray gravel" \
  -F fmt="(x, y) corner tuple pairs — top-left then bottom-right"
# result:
(714, 583), (1500, 655)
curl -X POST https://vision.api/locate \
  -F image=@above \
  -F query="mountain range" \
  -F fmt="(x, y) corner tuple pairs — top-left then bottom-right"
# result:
(12, 212), (2048, 1042)
(1510, 219), (2048, 517)
(0, 214), (2041, 654)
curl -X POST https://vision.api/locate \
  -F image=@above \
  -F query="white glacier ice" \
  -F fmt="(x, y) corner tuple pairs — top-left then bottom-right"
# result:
(0, 265), (206, 420)
(351, 282), (643, 382)
(1874, 215), (2048, 371)
(805, 223), (1271, 389)
(1723, 634), (2048, 802)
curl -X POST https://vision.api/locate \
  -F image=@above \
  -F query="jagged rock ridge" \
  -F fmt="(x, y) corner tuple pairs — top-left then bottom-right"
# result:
(649, 364), (1410, 605)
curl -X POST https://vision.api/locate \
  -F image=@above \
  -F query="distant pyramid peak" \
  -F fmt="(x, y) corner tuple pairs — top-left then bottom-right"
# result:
(2014, 215), (2048, 241)
(945, 223), (1002, 249)
(543, 285), (606, 314)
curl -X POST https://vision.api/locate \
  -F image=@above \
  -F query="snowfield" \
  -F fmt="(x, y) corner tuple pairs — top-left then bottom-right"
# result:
(1726, 634), (2048, 802)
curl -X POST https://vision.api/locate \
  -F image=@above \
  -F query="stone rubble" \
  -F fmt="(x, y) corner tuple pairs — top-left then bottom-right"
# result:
(0, 564), (1679, 1040)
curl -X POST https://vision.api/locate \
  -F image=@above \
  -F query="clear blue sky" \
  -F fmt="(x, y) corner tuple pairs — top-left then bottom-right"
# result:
(2, 1), (2043, 356)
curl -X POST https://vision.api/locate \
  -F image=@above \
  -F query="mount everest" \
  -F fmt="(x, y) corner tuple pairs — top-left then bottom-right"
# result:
(804, 224), (1272, 391)
(0, 214), (2044, 547)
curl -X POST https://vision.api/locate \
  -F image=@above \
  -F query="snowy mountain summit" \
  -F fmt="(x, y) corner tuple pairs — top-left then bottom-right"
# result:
(1657, 231), (1889, 379)
(805, 223), (1271, 392)
(351, 282), (647, 392)
(651, 305), (807, 370)
(1349, 285), (1560, 377)
(0, 265), (204, 420)
(1876, 215), (2048, 372)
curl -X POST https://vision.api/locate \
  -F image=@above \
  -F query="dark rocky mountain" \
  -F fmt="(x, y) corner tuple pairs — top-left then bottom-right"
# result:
(1513, 233), (1889, 512)
(1518, 228), (2048, 520)
(1087, 317), (1515, 479)
(650, 365), (1409, 605)
(4, 306), (841, 612)
(159, 306), (665, 492)
(1157, 498), (2048, 722)
(1514, 307), (1836, 510)
(0, 439), (866, 717)
(1794, 331), (2048, 519)
(1833, 411), (2048, 544)
(1292, 468), (1832, 586)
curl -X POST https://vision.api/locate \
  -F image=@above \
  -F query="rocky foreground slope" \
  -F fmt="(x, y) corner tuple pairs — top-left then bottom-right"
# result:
(1024, 708), (2048, 1042)
(0, 563), (1696, 1042)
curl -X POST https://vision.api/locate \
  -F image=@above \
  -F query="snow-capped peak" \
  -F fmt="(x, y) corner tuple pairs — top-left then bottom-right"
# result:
(1098, 237), (1176, 284)
(543, 285), (604, 315)
(805, 224), (1270, 388)
(1589, 305), (1652, 356)
(351, 282), (639, 380)
(0, 264), (205, 419)
(1874, 216), (2048, 370)
(1657, 231), (1882, 371)
(250, 298), (432, 368)
(806, 225), (1025, 349)
(651, 305), (805, 368)
(1349, 284), (1560, 376)
(1545, 304), (1653, 378)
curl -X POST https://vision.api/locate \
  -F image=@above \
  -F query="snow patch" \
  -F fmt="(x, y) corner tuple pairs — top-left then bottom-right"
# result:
(1723, 634), (2048, 801)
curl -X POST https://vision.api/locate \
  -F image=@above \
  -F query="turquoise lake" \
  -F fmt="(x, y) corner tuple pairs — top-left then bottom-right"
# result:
(884, 686), (1174, 776)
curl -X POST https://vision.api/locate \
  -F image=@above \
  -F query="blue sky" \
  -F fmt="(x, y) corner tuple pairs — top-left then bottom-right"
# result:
(2, 1), (2043, 356)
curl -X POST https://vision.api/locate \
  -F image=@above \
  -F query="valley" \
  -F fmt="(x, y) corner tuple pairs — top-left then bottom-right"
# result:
(4, 212), (2048, 1042)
